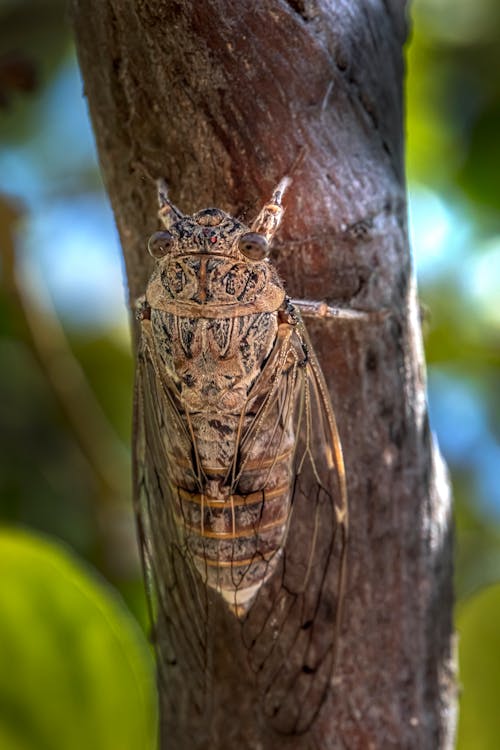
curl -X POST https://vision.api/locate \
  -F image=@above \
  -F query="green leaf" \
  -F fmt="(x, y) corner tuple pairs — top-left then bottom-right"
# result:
(457, 584), (500, 749)
(0, 527), (156, 750)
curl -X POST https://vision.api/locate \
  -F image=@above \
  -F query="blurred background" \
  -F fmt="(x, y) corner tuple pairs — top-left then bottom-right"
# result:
(0, 1), (499, 748)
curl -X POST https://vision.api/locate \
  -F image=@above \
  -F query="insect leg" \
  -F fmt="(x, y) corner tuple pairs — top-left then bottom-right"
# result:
(135, 295), (151, 321)
(289, 298), (390, 323)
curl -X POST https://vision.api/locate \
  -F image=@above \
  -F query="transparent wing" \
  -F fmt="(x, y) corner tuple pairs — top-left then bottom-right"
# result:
(133, 313), (347, 736)
(241, 314), (348, 736)
(133, 325), (212, 714)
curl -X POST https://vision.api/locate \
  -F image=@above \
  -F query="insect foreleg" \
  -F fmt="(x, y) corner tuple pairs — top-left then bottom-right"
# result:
(135, 295), (151, 321)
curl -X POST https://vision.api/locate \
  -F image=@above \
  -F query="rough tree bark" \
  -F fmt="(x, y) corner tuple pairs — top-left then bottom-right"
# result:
(73, 1), (456, 748)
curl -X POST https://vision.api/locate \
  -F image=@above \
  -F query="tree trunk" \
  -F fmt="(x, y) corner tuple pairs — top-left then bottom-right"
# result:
(73, 1), (456, 748)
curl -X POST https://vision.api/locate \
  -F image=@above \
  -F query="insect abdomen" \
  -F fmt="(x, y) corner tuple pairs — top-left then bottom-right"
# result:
(148, 301), (298, 615)
(172, 427), (295, 616)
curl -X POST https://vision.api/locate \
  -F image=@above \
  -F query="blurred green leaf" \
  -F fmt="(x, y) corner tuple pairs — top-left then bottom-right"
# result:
(407, 1), (500, 217)
(459, 100), (500, 212)
(0, 528), (156, 750)
(406, 25), (464, 185)
(457, 584), (500, 749)
(454, 473), (500, 600)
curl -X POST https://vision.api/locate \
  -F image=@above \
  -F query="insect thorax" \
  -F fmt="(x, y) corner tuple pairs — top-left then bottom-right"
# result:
(146, 211), (286, 414)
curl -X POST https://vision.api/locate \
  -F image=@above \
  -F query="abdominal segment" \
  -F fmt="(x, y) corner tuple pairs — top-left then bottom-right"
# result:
(169, 409), (296, 617)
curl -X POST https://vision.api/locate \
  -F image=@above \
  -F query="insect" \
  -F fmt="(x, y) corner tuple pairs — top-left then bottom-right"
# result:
(133, 178), (348, 735)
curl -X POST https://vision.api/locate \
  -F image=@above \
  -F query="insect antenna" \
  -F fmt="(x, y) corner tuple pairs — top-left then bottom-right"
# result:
(251, 176), (291, 241)
(156, 178), (185, 229)
(272, 176), (292, 206)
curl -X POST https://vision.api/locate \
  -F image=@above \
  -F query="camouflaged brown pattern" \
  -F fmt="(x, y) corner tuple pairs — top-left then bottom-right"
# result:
(134, 181), (348, 733)
(140, 187), (299, 614)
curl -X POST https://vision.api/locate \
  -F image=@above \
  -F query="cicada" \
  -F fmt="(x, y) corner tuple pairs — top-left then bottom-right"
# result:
(133, 178), (348, 735)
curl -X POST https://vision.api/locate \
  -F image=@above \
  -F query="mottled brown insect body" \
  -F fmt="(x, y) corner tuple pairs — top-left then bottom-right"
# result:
(134, 180), (347, 732)
(139, 183), (304, 614)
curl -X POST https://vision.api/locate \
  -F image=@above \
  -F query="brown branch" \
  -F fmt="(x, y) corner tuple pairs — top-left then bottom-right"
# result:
(73, 1), (456, 748)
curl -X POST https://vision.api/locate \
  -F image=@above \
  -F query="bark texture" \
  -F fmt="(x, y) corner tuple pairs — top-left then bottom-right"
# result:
(73, 1), (456, 748)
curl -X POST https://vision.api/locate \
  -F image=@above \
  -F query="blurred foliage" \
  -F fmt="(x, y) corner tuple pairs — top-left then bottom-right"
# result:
(0, 528), (156, 750)
(457, 585), (500, 749)
(0, 0), (69, 144)
(407, 2), (500, 745)
(0, 0), (499, 747)
(0, 2), (151, 745)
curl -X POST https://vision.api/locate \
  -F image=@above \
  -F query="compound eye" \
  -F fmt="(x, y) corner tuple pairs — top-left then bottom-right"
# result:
(148, 231), (174, 258)
(238, 232), (269, 260)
